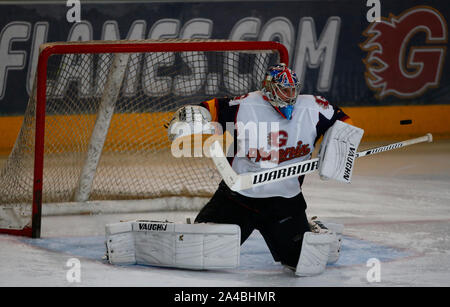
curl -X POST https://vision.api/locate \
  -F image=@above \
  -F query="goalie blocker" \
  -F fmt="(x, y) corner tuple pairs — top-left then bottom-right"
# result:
(105, 220), (240, 270)
(318, 120), (364, 183)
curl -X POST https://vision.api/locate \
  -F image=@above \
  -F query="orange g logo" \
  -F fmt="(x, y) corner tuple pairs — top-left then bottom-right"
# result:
(361, 6), (447, 99)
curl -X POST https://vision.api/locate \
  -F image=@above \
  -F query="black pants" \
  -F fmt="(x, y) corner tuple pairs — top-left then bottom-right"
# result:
(195, 182), (311, 268)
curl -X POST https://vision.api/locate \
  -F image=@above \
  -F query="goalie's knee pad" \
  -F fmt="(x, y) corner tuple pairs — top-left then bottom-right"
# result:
(295, 231), (335, 277)
(105, 220), (240, 270)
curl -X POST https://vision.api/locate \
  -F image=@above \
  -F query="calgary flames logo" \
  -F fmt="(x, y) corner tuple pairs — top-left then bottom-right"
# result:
(360, 6), (448, 99)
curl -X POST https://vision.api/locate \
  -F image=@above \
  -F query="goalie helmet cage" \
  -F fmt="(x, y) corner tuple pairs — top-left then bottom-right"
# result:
(0, 39), (289, 238)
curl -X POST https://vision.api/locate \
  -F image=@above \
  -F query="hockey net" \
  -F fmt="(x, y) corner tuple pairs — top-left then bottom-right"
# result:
(0, 39), (288, 237)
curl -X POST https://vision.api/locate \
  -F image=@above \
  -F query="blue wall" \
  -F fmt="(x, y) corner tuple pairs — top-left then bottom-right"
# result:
(0, 0), (448, 115)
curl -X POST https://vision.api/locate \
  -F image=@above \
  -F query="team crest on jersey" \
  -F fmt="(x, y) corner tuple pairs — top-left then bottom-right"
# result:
(247, 131), (311, 164)
(268, 130), (288, 147)
(360, 6), (447, 99)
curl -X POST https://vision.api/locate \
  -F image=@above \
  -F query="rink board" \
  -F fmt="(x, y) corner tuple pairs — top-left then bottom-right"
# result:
(1, 104), (450, 155)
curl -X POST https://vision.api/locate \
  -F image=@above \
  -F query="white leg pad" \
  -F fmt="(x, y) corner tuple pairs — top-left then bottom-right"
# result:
(295, 232), (335, 277)
(308, 217), (344, 264)
(323, 222), (344, 264)
(105, 221), (136, 265)
(105, 221), (240, 270)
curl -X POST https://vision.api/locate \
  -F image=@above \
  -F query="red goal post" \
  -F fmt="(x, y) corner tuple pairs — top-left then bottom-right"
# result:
(0, 39), (289, 238)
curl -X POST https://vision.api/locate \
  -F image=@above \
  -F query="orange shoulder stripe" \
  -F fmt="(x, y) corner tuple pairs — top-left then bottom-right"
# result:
(203, 98), (218, 122)
(341, 116), (354, 126)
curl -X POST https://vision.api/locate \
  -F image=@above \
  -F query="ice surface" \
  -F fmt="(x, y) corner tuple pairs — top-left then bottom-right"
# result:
(1, 140), (449, 287)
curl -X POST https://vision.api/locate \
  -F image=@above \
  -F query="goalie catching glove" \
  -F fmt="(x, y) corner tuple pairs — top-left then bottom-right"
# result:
(318, 120), (364, 183)
(167, 105), (215, 141)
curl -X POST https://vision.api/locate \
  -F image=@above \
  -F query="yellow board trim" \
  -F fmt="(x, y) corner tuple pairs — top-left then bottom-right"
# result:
(203, 98), (218, 122)
(0, 116), (24, 155)
(342, 105), (450, 141)
(1, 104), (449, 155)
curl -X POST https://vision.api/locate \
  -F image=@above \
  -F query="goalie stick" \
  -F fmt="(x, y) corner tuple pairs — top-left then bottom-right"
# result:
(210, 133), (433, 192)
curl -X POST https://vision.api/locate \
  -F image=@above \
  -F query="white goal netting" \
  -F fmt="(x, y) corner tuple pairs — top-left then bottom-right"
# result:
(0, 39), (286, 235)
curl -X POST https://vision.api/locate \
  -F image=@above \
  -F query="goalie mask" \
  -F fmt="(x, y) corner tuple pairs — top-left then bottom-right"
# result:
(261, 63), (302, 120)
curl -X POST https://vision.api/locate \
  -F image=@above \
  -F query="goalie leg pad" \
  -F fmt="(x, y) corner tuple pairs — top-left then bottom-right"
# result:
(308, 216), (344, 264)
(323, 222), (344, 264)
(105, 221), (240, 270)
(105, 221), (135, 265)
(295, 232), (335, 277)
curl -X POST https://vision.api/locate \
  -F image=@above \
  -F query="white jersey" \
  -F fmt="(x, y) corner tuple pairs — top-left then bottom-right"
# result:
(200, 91), (350, 198)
